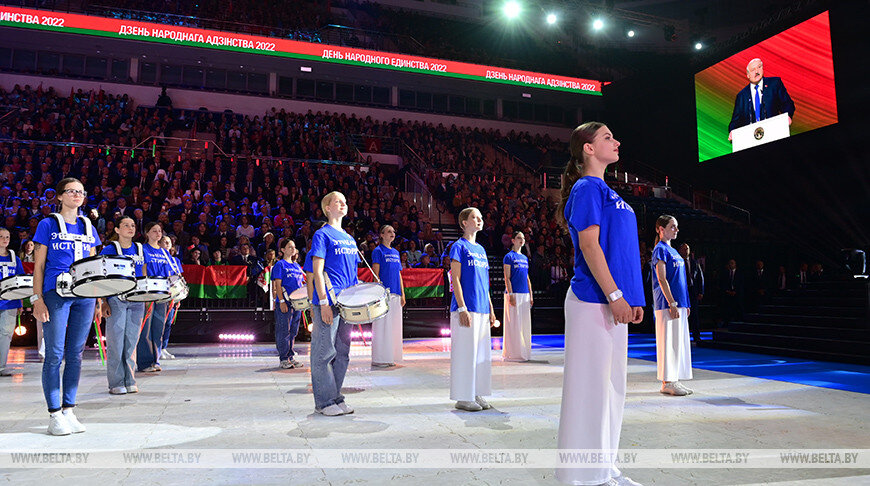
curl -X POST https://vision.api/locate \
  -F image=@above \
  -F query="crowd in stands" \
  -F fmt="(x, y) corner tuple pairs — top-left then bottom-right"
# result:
(1, 82), (831, 312)
(90, 0), (328, 43)
(0, 82), (579, 294)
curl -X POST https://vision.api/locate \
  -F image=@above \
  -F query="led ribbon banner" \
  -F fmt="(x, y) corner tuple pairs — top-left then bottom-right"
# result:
(0, 6), (602, 95)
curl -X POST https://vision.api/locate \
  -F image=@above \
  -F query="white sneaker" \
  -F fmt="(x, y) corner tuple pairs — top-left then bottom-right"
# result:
(455, 400), (483, 412)
(318, 404), (344, 416)
(0, 368), (12, 376)
(163, 349), (176, 359)
(62, 409), (86, 433)
(109, 386), (127, 395)
(474, 396), (492, 409)
(337, 402), (354, 414)
(126, 385), (139, 393)
(675, 382), (694, 395)
(661, 382), (688, 396)
(614, 475), (643, 486)
(48, 412), (72, 436)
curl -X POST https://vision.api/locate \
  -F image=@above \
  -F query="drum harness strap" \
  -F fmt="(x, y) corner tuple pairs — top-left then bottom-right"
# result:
(50, 213), (96, 262)
(0, 250), (15, 278)
(111, 241), (144, 268)
(51, 213), (96, 297)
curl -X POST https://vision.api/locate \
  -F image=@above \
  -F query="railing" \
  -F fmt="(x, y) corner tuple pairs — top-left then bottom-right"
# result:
(620, 158), (752, 225)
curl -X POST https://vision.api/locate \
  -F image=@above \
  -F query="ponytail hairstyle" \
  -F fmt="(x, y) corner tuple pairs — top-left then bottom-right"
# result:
(653, 214), (676, 246)
(557, 122), (606, 227)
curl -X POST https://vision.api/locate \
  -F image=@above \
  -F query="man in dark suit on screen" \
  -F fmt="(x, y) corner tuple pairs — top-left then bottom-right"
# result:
(728, 58), (796, 141)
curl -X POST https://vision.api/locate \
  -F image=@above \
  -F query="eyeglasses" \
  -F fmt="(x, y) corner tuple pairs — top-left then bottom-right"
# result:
(63, 189), (87, 197)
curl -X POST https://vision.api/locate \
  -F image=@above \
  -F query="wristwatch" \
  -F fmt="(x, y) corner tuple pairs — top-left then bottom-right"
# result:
(607, 289), (623, 303)
(669, 301), (678, 308)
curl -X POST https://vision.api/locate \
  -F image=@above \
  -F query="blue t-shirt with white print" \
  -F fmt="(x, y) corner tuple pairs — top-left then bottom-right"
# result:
(564, 176), (644, 306)
(449, 238), (490, 314)
(309, 225), (359, 306)
(34, 216), (101, 292)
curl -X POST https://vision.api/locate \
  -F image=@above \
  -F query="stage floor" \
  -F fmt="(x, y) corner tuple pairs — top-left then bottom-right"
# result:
(1, 335), (868, 485)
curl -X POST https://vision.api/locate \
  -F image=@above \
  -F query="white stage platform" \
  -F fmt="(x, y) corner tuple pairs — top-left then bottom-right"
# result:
(1, 338), (868, 485)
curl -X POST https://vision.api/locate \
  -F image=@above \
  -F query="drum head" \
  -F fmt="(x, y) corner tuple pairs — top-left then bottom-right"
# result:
(124, 290), (171, 302)
(0, 275), (33, 300)
(289, 288), (308, 299)
(336, 283), (387, 307)
(0, 288), (33, 300)
(71, 276), (137, 298)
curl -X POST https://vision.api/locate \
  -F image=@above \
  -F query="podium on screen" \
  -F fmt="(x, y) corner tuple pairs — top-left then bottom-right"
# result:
(731, 113), (791, 153)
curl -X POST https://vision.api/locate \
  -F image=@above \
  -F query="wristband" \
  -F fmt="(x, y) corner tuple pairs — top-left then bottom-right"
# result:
(278, 299), (286, 303)
(607, 289), (623, 303)
(29, 294), (40, 303)
(456, 306), (467, 313)
(669, 301), (678, 308)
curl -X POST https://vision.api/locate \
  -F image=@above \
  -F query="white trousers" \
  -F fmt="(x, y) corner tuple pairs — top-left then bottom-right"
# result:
(502, 293), (532, 361)
(0, 309), (17, 371)
(449, 311), (491, 401)
(371, 294), (403, 364)
(654, 308), (693, 382)
(557, 292), (626, 485)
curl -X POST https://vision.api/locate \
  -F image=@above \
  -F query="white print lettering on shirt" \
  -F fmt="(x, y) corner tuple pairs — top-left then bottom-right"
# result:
(467, 251), (489, 269)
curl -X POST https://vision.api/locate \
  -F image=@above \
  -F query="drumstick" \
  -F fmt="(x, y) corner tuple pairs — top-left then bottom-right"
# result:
(141, 302), (153, 332)
(14, 313), (22, 336)
(93, 319), (106, 365)
(356, 249), (381, 284)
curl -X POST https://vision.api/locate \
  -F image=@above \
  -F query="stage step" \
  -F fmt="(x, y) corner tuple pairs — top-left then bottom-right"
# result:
(704, 339), (870, 366)
(745, 313), (867, 328)
(769, 295), (866, 307)
(727, 322), (870, 341)
(756, 305), (865, 318)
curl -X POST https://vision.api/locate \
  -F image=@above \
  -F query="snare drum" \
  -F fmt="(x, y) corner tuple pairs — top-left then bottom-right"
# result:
(288, 287), (310, 311)
(0, 275), (33, 300)
(122, 276), (171, 302)
(169, 275), (189, 303)
(335, 283), (389, 324)
(69, 255), (137, 298)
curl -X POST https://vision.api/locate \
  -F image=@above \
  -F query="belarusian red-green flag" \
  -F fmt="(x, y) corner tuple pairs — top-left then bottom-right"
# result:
(356, 268), (444, 299)
(182, 265), (248, 299)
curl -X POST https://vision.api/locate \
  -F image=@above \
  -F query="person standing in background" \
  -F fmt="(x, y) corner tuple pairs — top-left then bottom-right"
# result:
(679, 243), (704, 343)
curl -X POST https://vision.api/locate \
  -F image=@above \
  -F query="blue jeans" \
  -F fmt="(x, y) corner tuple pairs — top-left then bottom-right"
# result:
(137, 301), (168, 370)
(160, 304), (177, 350)
(106, 297), (145, 389)
(42, 290), (96, 412)
(275, 305), (301, 362)
(310, 305), (351, 410)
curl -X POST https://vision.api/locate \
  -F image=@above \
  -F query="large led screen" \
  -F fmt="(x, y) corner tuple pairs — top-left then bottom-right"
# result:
(695, 11), (837, 163)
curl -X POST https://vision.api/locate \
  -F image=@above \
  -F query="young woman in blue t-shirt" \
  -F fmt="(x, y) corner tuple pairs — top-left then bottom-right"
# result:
(273, 237), (305, 369)
(502, 231), (533, 362)
(449, 207), (496, 412)
(651, 215), (693, 396)
(99, 215), (146, 395)
(158, 235), (182, 360)
(371, 225), (406, 368)
(555, 123), (645, 486)
(32, 178), (102, 436)
(136, 222), (173, 373)
(0, 227), (25, 377)
(310, 191), (360, 416)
